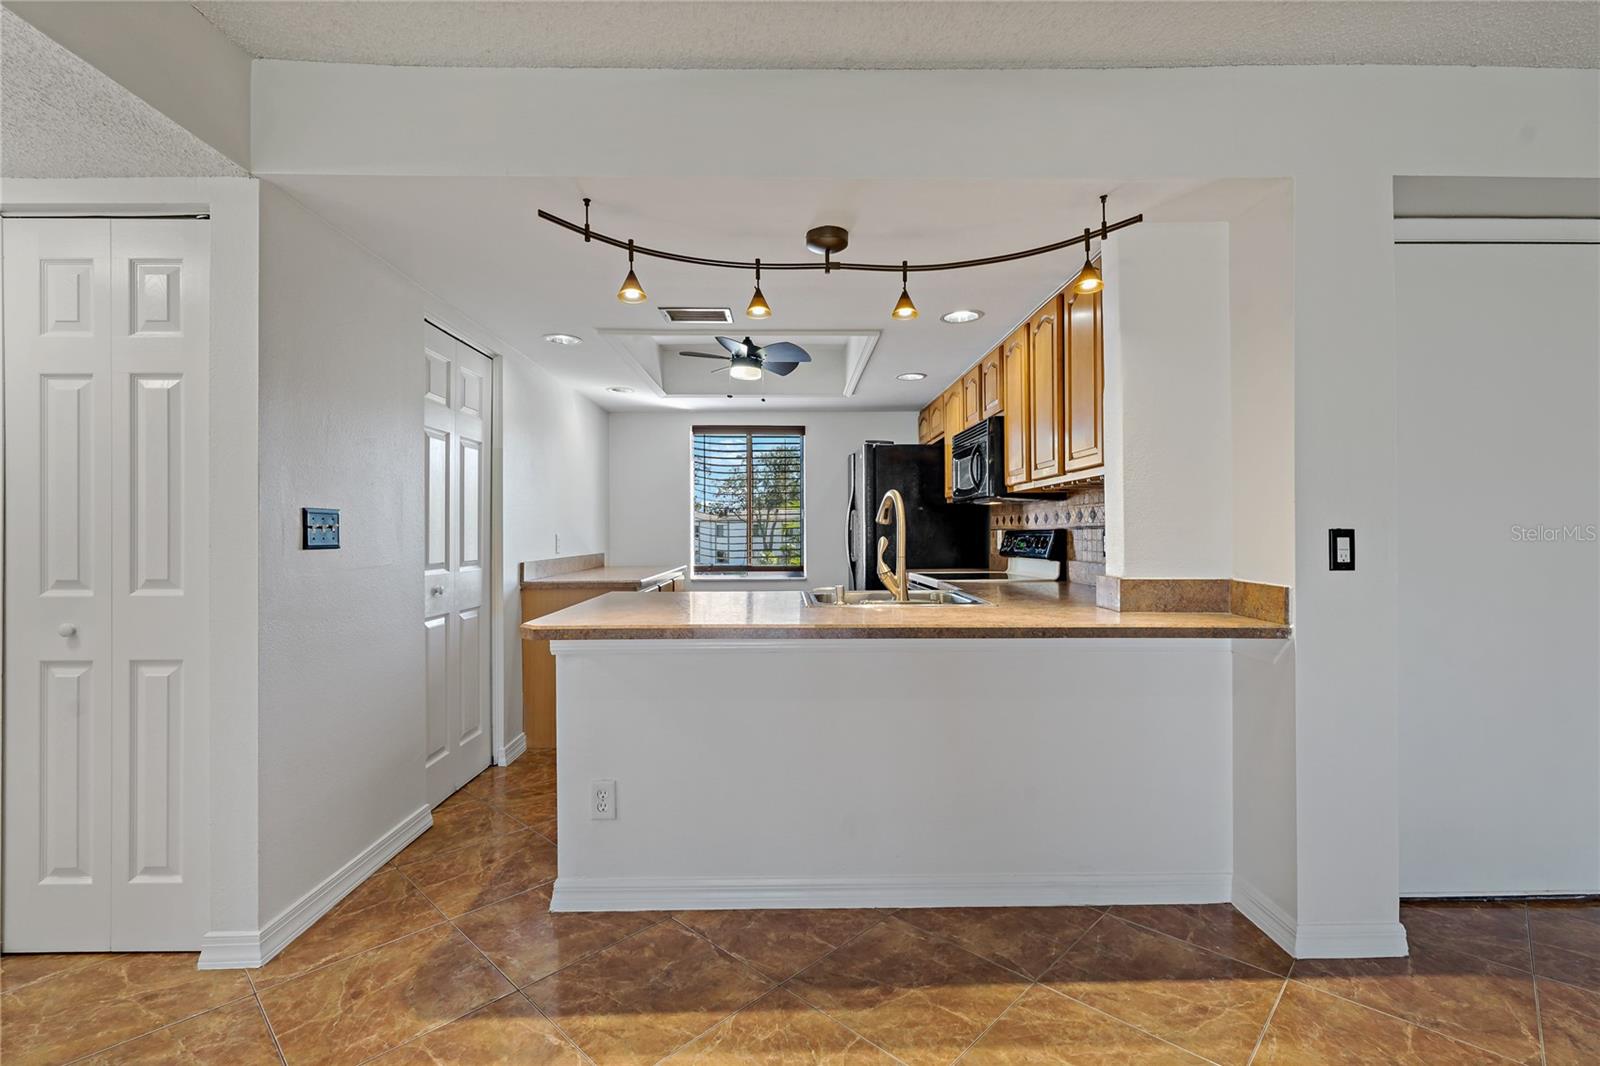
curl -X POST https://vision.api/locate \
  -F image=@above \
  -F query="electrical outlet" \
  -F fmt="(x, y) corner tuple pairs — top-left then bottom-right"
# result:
(1329, 528), (1355, 571)
(555, 532), (561, 553)
(590, 779), (617, 820)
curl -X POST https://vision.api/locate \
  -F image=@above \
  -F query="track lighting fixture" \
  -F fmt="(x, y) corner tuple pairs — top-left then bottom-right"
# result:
(616, 239), (647, 303)
(745, 259), (771, 319)
(892, 261), (919, 320)
(545, 195), (1139, 307)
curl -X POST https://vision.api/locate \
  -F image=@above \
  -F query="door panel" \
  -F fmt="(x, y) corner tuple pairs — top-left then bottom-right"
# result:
(1028, 295), (1064, 481)
(1065, 287), (1104, 471)
(1001, 327), (1029, 487)
(108, 218), (209, 948)
(422, 325), (493, 805)
(5, 219), (115, 950)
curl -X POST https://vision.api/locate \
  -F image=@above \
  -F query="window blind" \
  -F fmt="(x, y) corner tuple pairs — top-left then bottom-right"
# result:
(691, 426), (805, 574)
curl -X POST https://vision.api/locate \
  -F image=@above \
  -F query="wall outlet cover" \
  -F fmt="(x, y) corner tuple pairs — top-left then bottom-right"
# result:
(303, 508), (340, 550)
(591, 779), (617, 820)
(1329, 528), (1354, 570)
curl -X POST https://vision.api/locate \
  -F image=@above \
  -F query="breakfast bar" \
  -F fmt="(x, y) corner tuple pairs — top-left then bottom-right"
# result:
(522, 582), (1292, 915)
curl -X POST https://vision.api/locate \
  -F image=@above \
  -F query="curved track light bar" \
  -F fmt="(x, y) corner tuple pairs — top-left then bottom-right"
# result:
(536, 206), (1143, 274)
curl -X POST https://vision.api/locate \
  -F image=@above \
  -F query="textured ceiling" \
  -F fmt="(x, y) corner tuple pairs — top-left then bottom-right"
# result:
(0, 7), (245, 178)
(191, 1), (1600, 69)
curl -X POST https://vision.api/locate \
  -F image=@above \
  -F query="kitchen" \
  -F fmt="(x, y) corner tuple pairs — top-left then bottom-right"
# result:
(2, 5), (1596, 1063)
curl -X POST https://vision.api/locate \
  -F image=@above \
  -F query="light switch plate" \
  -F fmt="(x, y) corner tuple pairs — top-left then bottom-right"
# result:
(1328, 528), (1354, 570)
(303, 508), (341, 550)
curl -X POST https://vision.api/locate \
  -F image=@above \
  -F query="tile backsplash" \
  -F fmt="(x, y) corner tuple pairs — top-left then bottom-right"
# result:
(990, 484), (1106, 585)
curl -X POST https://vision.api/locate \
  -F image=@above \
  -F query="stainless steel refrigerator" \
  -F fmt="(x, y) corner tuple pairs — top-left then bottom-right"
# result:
(847, 442), (991, 590)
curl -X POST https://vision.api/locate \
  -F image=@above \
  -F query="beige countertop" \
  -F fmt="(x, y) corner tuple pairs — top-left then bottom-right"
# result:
(519, 580), (1291, 640)
(520, 564), (686, 591)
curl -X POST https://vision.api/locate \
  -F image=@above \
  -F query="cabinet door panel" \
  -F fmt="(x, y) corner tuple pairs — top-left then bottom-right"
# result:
(1002, 327), (1029, 487)
(980, 347), (1003, 418)
(1028, 295), (1064, 481)
(1065, 287), (1104, 471)
(942, 386), (963, 498)
(961, 366), (982, 428)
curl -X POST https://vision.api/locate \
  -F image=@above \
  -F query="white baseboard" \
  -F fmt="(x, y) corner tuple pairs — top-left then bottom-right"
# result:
(1231, 878), (1408, 959)
(497, 731), (528, 766)
(1293, 920), (1409, 959)
(550, 871), (1231, 912)
(198, 804), (432, 970)
(1232, 878), (1298, 957)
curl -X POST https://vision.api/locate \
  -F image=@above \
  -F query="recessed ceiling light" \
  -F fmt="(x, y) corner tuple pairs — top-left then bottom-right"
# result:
(544, 333), (582, 345)
(941, 309), (984, 324)
(606, 385), (634, 394)
(896, 372), (928, 382)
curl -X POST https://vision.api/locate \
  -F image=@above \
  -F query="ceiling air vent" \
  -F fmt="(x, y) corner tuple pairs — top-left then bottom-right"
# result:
(659, 307), (734, 325)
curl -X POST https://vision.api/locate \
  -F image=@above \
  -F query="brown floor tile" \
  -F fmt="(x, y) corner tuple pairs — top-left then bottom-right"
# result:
(0, 952), (121, 996)
(466, 762), (558, 806)
(453, 885), (664, 987)
(1112, 903), (1293, 975)
(525, 920), (773, 1066)
(1292, 940), (1542, 1063)
(961, 985), (1208, 1064)
(674, 909), (884, 981)
(1533, 938), (1600, 994)
(531, 818), (558, 843)
(492, 792), (557, 827)
(366, 992), (583, 1065)
(258, 923), (512, 1066)
(1254, 981), (1508, 1065)
(393, 799), (529, 866)
(1538, 976), (1600, 1066)
(401, 830), (557, 917)
(0, 953), (252, 1066)
(80, 998), (281, 1066)
(1040, 915), (1281, 1066)
(897, 905), (1102, 978)
(788, 917), (1031, 1066)
(665, 988), (898, 1064)
(1401, 901), (1532, 971)
(251, 868), (444, 989)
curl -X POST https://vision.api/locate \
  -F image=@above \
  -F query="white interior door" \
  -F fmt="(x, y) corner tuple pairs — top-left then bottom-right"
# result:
(422, 324), (493, 805)
(3, 217), (209, 950)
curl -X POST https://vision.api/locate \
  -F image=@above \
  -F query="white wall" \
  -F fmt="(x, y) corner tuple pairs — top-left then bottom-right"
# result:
(1397, 242), (1600, 896)
(553, 639), (1232, 909)
(1103, 223), (1234, 578)
(1229, 185), (1296, 588)
(607, 410), (915, 588)
(500, 352), (609, 752)
(256, 183), (611, 922)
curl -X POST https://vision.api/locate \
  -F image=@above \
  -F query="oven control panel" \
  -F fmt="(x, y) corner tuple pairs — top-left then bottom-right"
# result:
(999, 529), (1063, 560)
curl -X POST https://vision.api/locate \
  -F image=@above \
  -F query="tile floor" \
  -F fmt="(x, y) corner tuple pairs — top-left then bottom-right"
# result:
(3, 751), (1597, 1065)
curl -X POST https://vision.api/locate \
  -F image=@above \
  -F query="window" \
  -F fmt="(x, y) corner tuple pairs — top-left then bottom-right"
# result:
(692, 426), (805, 576)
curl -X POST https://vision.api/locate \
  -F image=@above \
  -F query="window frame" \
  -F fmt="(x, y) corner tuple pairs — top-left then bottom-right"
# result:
(690, 425), (807, 578)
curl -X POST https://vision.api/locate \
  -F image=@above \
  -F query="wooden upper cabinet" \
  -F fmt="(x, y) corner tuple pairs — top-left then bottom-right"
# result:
(980, 347), (1003, 419)
(1064, 285), (1104, 471)
(961, 366), (983, 428)
(918, 396), (944, 444)
(942, 384), (963, 496)
(1001, 326), (1029, 487)
(1027, 294), (1065, 481)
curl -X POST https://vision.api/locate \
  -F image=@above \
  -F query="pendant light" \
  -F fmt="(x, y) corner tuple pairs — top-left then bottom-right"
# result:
(616, 239), (647, 303)
(745, 258), (771, 319)
(1074, 195), (1108, 294)
(891, 261), (919, 320)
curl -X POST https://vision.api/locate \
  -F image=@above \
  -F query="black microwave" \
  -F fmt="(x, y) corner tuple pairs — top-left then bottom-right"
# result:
(950, 416), (1006, 503)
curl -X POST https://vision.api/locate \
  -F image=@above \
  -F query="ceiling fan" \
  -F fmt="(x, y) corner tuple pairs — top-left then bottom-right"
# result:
(678, 336), (812, 381)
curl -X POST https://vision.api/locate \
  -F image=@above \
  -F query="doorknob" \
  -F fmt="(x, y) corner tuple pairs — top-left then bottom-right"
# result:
(58, 623), (77, 637)
(430, 585), (445, 596)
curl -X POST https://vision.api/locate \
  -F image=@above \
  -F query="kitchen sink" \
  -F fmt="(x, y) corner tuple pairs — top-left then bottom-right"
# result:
(802, 586), (990, 607)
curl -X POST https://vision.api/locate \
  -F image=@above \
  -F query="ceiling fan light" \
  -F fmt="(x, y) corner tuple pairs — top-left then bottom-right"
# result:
(617, 267), (647, 303)
(745, 285), (771, 319)
(729, 356), (763, 381)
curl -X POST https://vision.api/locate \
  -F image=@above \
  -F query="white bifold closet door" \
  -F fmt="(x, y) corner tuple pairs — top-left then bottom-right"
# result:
(422, 324), (493, 806)
(3, 218), (210, 950)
